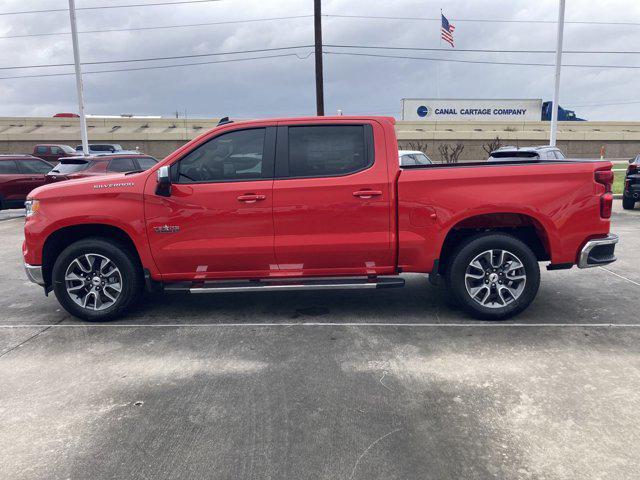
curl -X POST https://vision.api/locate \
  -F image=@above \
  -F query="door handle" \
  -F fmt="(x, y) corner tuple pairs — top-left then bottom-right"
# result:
(353, 190), (382, 199)
(237, 194), (266, 203)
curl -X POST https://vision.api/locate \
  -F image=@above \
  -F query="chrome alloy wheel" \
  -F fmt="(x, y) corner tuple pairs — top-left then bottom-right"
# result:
(64, 253), (123, 311)
(464, 249), (526, 309)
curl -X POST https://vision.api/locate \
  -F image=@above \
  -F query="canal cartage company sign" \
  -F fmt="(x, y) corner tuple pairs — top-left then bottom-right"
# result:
(401, 99), (543, 122)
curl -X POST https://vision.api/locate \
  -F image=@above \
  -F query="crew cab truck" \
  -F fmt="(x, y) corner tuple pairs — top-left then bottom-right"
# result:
(23, 116), (618, 321)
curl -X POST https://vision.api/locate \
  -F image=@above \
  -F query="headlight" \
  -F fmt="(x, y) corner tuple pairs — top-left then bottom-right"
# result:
(25, 199), (40, 217)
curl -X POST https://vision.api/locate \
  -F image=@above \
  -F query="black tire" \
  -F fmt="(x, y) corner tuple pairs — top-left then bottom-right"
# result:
(52, 237), (143, 321)
(622, 196), (635, 210)
(444, 233), (540, 320)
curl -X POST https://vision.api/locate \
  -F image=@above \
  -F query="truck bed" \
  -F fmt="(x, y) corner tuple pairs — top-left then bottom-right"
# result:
(396, 159), (613, 273)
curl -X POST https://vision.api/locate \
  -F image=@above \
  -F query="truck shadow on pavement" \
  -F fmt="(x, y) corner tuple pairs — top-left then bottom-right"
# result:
(125, 268), (639, 326)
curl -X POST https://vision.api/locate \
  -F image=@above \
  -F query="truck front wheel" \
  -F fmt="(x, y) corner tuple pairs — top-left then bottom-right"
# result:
(52, 238), (143, 321)
(445, 233), (540, 320)
(622, 196), (635, 210)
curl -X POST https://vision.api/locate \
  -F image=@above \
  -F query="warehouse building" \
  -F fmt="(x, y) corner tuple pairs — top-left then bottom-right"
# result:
(1, 115), (638, 161)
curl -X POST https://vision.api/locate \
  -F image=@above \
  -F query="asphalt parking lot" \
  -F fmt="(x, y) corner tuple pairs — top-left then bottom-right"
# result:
(1, 204), (639, 480)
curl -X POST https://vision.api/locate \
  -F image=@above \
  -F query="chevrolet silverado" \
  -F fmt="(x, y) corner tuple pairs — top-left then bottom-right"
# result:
(23, 116), (618, 321)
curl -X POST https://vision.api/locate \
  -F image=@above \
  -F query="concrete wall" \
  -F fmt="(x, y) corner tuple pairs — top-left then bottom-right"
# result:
(1, 116), (639, 161)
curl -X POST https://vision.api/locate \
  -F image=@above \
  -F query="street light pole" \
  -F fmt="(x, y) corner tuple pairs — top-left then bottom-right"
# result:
(314, 0), (324, 116)
(550, 0), (566, 147)
(68, 0), (89, 156)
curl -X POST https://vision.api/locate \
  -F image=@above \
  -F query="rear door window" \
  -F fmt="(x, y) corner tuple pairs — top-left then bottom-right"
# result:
(18, 159), (52, 174)
(0, 160), (19, 174)
(35, 146), (48, 154)
(107, 157), (136, 172)
(286, 125), (371, 178)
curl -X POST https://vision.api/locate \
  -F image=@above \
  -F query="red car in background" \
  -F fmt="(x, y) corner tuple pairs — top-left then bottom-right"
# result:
(45, 154), (158, 184)
(32, 144), (77, 164)
(0, 155), (52, 210)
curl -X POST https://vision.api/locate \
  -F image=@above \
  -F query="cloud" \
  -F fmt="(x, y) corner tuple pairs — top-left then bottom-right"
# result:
(0, 0), (638, 119)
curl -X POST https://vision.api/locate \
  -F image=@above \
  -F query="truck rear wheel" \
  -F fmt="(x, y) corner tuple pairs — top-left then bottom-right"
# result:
(52, 238), (143, 321)
(622, 196), (635, 210)
(445, 233), (540, 320)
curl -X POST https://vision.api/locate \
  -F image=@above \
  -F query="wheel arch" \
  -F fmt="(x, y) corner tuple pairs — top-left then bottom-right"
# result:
(42, 223), (143, 288)
(437, 212), (552, 274)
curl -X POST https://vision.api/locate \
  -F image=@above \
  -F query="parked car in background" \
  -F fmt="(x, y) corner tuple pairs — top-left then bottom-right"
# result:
(75, 144), (127, 154)
(32, 144), (76, 164)
(623, 154), (640, 210)
(0, 155), (52, 210)
(53, 113), (79, 118)
(45, 154), (158, 184)
(399, 150), (433, 166)
(488, 146), (566, 161)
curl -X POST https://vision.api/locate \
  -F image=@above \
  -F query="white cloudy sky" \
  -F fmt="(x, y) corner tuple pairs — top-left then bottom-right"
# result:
(0, 0), (638, 120)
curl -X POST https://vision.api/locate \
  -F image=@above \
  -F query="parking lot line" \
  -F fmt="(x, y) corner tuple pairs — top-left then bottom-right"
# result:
(0, 322), (639, 328)
(599, 266), (640, 287)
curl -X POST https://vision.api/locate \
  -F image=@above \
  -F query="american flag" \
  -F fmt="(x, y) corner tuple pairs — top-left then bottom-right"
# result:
(441, 13), (455, 48)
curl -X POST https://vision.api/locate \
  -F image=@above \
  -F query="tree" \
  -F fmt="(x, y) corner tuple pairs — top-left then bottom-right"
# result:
(482, 136), (503, 156)
(438, 143), (465, 163)
(401, 140), (429, 153)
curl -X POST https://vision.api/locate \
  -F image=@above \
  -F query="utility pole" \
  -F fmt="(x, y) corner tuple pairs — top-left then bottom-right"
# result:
(550, 0), (566, 147)
(314, 0), (324, 116)
(68, 0), (89, 156)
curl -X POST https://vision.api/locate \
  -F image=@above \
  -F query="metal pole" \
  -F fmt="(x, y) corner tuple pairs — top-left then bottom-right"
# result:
(68, 0), (89, 156)
(314, 0), (324, 116)
(550, 0), (566, 147)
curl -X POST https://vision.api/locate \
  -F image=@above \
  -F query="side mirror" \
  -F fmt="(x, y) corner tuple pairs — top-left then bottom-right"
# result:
(156, 165), (171, 197)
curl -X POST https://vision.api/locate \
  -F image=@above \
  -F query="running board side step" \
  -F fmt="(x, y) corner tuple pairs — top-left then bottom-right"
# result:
(164, 276), (405, 294)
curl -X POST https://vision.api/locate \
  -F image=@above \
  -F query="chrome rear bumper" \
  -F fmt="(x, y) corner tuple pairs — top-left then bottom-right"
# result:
(24, 263), (45, 286)
(578, 234), (619, 269)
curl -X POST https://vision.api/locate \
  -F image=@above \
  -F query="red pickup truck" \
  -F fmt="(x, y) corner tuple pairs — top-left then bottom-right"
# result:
(23, 116), (618, 321)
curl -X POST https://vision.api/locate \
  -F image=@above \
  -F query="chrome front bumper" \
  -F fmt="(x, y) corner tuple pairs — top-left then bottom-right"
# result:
(578, 234), (619, 269)
(24, 263), (45, 286)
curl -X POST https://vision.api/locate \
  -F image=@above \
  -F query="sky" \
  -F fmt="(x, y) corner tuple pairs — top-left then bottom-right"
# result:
(0, 0), (638, 120)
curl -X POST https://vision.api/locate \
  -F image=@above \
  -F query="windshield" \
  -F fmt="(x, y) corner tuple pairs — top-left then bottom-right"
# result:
(490, 151), (539, 159)
(61, 145), (76, 154)
(49, 160), (91, 174)
(136, 156), (158, 170)
(414, 153), (432, 165)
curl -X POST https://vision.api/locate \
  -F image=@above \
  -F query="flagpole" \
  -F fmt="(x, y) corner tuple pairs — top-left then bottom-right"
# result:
(68, 0), (89, 156)
(550, 0), (566, 147)
(436, 9), (442, 98)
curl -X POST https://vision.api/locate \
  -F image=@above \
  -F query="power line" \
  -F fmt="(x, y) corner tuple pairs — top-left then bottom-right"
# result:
(0, 45), (314, 71)
(0, 15), (313, 39)
(323, 51), (640, 69)
(324, 14), (640, 27)
(0, 0), (223, 16)
(2, 49), (638, 81)
(0, 52), (309, 81)
(325, 44), (640, 55)
(2, 43), (636, 72)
